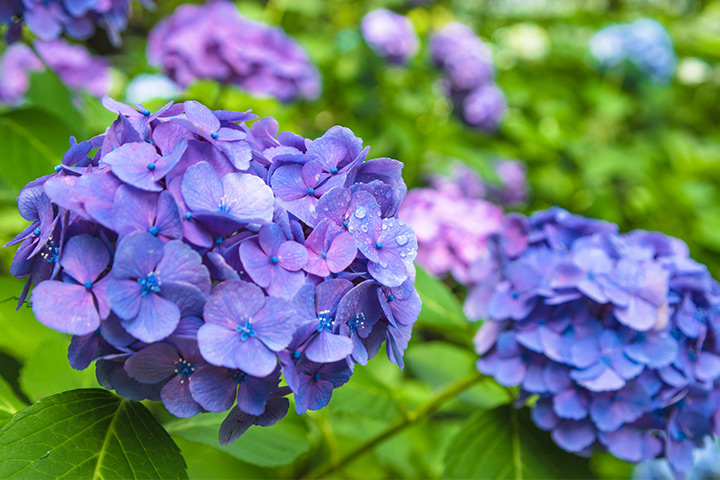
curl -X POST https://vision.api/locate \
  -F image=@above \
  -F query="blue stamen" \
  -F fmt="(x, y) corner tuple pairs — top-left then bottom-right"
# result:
(54, 164), (63, 172)
(348, 313), (365, 335)
(307, 187), (315, 195)
(211, 132), (219, 140)
(387, 294), (395, 303)
(270, 256), (279, 265)
(149, 226), (160, 236)
(342, 220), (349, 228)
(313, 373), (321, 381)
(375, 242), (383, 249)
(233, 371), (248, 385)
(175, 359), (195, 377)
(317, 311), (333, 332)
(321, 252), (327, 259)
(33, 228), (41, 236)
(141, 108), (151, 117)
(147, 163), (156, 171)
(138, 272), (161, 295)
(235, 321), (256, 341)
(330, 167), (338, 174)
(83, 281), (93, 289)
(215, 237), (223, 245)
(292, 351), (301, 359)
(184, 212), (192, 220)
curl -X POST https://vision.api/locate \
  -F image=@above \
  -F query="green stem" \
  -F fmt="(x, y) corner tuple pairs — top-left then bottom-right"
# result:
(301, 371), (486, 479)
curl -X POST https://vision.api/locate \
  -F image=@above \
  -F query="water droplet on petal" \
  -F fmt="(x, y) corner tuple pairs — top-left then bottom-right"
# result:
(354, 206), (367, 219)
(396, 234), (408, 246)
(382, 224), (387, 230)
(361, 225), (368, 233)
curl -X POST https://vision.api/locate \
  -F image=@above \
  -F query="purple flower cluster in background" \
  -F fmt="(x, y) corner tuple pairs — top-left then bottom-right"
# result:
(147, 1), (320, 103)
(399, 162), (527, 282)
(7, 97), (420, 442)
(0, 0), (151, 45)
(0, 38), (112, 105)
(360, 9), (418, 66)
(589, 18), (677, 83)
(469, 207), (720, 477)
(430, 22), (507, 131)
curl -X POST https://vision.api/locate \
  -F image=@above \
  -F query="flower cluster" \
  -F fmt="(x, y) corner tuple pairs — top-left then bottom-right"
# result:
(0, 0), (150, 45)
(8, 97), (420, 442)
(399, 162), (527, 282)
(430, 22), (507, 131)
(361, 9), (418, 66)
(0, 39), (112, 105)
(589, 18), (677, 83)
(470, 207), (720, 477)
(147, 1), (321, 103)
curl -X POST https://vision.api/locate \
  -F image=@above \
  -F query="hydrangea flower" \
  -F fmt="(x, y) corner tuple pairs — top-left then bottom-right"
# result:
(1, 0), (151, 45)
(469, 206), (720, 477)
(589, 18), (677, 83)
(8, 97), (420, 443)
(148, 1), (320, 102)
(361, 9), (418, 66)
(0, 39), (112, 105)
(430, 22), (507, 131)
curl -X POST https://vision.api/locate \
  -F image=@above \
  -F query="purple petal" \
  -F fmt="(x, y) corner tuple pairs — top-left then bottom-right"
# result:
(111, 231), (163, 279)
(125, 343), (178, 383)
(221, 173), (274, 224)
(326, 233), (356, 273)
(161, 375), (202, 417)
(252, 297), (296, 351)
(305, 329), (353, 363)
(189, 365), (237, 413)
(102, 142), (163, 191)
(32, 281), (100, 335)
(203, 280), (265, 328)
(277, 242), (308, 271)
(156, 240), (210, 292)
(60, 234), (110, 284)
(551, 420), (595, 453)
(240, 240), (272, 288)
(181, 161), (223, 211)
(121, 293), (180, 343)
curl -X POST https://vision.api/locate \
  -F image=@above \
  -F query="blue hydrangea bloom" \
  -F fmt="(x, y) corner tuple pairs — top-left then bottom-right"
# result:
(361, 9), (418, 66)
(1, 0), (152, 45)
(470, 207), (720, 477)
(589, 18), (677, 83)
(7, 97), (421, 443)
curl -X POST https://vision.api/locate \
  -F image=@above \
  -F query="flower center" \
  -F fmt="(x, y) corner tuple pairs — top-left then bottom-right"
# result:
(147, 163), (156, 171)
(320, 252), (327, 259)
(184, 212), (192, 220)
(235, 320), (256, 341)
(317, 310), (333, 332)
(211, 132), (219, 140)
(138, 272), (161, 295)
(307, 187), (315, 195)
(54, 164), (63, 172)
(292, 350), (301, 359)
(149, 226), (160, 236)
(330, 167), (338, 174)
(32, 228), (41, 236)
(83, 281), (93, 289)
(233, 370), (248, 385)
(387, 294), (395, 303)
(348, 313), (365, 335)
(375, 242), (383, 249)
(270, 256), (280, 265)
(175, 359), (195, 378)
(342, 220), (349, 228)
(141, 108), (151, 117)
(313, 373), (322, 381)
(215, 237), (223, 245)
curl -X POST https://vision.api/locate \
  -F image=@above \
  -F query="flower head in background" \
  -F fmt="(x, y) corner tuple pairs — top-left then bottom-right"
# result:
(148, 1), (320, 103)
(401, 161), (528, 282)
(469, 206), (720, 477)
(361, 9), (418, 66)
(589, 18), (676, 83)
(430, 22), (507, 131)
(1, 0), (151, 45)
(0, 39), (112, 105)
(7, 97), (420, 441)
(125, 73), (181, 105)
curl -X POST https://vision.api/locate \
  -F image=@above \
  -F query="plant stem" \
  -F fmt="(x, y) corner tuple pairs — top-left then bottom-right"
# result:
(301, 371), (486, 479)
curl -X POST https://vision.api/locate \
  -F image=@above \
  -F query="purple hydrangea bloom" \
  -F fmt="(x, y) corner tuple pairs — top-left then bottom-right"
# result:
(7, 97), (420, 442)
(468, 206), (720, 477)
(430, 22), (507, 132)
(0, 39), (111, 105)
(2, 0), (151, 45)
(361, 9), (418, 66)
(147, 1), (320, 102)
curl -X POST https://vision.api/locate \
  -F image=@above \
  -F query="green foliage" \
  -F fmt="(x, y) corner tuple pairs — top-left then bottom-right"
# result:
(443, 406), (595, 479)
(0, 389), (187, 479)
(0, 376), (26, 428)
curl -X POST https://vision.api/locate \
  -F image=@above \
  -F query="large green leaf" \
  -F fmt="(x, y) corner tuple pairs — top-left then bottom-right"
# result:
(443, 406), (594, 479)
(165, 412), (311, 468)
(25, 72), (86, 138)
(0, 376), (26, 428)
(0, 389), (187, 479)
(414, 267), (468, 328)
(0, 109), (73, 192)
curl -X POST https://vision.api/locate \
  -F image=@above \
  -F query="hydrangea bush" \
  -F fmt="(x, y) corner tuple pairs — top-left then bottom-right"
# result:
(0, 0), (151, 44)
(7, 97), (420, 443)
(147, 1), (321, 103)
(430, 22), (507, 131)
(0, 38), (112, 105)
(589, 18), (677, 83)
(470, 207), (720, 477)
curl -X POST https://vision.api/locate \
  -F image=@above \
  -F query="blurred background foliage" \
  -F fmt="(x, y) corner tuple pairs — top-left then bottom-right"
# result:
(2, 0), (720, 478)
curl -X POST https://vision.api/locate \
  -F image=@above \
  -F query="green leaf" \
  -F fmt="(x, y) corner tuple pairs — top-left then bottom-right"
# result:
(414, 267), (468, 327)
(20, 338), (100, 403)
(25, 72), (86, 138)
(0, 109), (73, 191)
(443, 406), (594, 479)
(0, 376), (26, 428)
(0, 389), (188, 479)
(165, 412), (310, 467)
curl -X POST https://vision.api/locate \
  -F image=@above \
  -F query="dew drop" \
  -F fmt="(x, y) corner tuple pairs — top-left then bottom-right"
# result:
(361, 225), (368, 233)
(354, 206), (367, 219)
(396, 234), (408, 246)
